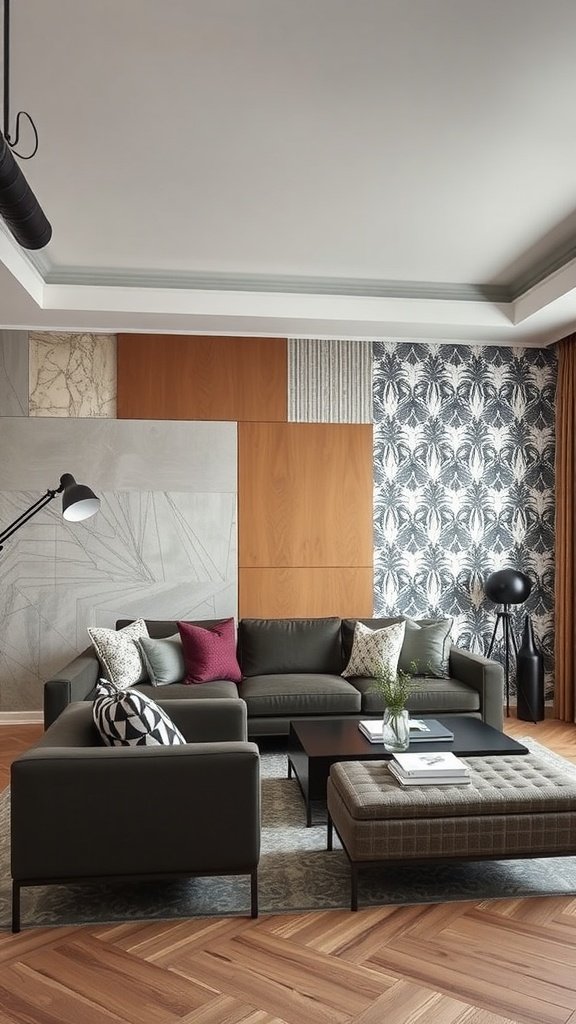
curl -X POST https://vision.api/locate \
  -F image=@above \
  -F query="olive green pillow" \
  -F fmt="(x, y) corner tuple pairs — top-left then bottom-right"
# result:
(398, 618), (453, 678)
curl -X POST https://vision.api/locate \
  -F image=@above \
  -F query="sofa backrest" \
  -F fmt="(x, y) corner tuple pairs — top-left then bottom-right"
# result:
(116, 619), (222, 638)
(238, 617), (343, 676)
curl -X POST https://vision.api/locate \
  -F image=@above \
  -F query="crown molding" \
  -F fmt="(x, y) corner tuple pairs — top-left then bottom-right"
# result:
(39, 266), (512, 303)
(1, 228), (576, 345)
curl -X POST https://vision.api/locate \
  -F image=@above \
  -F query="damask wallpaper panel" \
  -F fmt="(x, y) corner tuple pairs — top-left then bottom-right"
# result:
(372, 341), (556, 698)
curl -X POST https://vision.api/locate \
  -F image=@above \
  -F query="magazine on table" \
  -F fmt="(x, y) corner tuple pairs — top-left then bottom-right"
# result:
(358, 718), (454, 744)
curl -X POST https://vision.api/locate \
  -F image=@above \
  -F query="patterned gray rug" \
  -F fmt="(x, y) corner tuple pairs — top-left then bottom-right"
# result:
(2, 739), (576, 929)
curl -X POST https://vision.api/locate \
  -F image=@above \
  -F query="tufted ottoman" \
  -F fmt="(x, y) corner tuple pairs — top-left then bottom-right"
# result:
(326, 752), (576, 910)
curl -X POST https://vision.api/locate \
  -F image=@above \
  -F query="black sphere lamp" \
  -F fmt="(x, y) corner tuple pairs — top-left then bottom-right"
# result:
(485, 568), (532, 717)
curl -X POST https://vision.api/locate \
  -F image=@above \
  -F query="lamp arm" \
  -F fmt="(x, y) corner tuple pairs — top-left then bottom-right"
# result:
(0, 487), (58, 548)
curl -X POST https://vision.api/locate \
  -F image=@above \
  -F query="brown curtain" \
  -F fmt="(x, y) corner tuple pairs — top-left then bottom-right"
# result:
(554, 334), (576, 722)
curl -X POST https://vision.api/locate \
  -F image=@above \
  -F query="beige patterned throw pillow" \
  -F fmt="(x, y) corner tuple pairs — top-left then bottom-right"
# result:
(342, 620), (406, 678)
(87, 618), (149, 689)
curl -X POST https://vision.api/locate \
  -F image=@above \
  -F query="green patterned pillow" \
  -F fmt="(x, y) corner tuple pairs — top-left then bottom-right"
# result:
(342, 620), (406, 678)
(398, 618), (453, 678)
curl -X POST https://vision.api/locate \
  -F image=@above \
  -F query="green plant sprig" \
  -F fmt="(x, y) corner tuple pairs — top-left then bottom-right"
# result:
(369, 662), (414, 714)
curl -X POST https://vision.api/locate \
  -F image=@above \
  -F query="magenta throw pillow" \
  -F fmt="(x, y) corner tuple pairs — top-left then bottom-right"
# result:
(177, 618), (242, 684)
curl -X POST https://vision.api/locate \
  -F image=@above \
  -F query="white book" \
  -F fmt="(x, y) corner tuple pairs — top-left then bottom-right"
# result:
(392, 750), (469, 777)
(358, 720), (383, 742)
(388, 762), (470, 787)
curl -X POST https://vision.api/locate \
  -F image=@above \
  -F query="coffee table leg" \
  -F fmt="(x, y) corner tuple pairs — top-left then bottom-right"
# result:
(287, 758), (292, 779)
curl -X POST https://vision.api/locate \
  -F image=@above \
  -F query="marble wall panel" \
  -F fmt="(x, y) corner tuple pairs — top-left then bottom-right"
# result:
(288, 338), (372, 422)
(29, 332), (117, 417)
(0, 420), (237, 711)
(0, 330), (28, 416)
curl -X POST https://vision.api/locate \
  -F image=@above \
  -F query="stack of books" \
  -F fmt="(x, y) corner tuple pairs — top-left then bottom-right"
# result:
(388, 750), (470, 787)
(358, 718), (454, 744)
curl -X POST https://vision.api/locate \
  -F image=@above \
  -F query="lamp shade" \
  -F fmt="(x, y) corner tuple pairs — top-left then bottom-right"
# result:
(485, 569), (532, 606)
(60, 473), (100, 522)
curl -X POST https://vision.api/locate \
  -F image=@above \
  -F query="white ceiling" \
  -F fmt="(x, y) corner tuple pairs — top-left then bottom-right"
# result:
(1, 0), (576, 343)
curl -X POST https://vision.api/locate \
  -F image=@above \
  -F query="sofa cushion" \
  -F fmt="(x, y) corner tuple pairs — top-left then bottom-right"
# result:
(342, 617), (404, 664)
(350, 675), (482, 715)
(88, 619), (149, 689)
(398, 618), (453, 678)
(133, 680), (240, 701)
(342, 620), (406, 679)
(241, 674), (361, 717)
(137, 635), (185, 686)
(239, 618), (343, 676)
(92, 682), (186, 746)
(178, 619), (242, 683)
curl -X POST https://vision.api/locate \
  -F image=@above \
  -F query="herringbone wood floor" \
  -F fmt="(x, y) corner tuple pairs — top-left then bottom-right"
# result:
(1, 716), (575, 1024)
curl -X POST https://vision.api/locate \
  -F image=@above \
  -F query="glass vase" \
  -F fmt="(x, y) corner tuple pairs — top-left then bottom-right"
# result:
(382, 708), (410, 752)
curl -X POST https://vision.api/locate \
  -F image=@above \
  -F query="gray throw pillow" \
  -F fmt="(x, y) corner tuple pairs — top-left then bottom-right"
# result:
(137, 634), (185, 686)
(398, 618), (453, 678)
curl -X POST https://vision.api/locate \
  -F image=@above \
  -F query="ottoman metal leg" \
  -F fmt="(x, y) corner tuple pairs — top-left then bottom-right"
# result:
(327, 814), (333, 851)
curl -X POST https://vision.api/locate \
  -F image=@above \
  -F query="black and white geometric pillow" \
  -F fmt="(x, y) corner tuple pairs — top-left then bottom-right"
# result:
(93, 681), (186, 746)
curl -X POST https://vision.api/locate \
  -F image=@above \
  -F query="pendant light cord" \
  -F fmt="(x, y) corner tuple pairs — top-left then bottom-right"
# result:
(3, 0), (39, 159)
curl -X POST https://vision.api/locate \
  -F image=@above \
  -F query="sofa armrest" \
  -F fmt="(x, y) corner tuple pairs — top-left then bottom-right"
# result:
(449, 646), (504, 731)
(11, 741), (260, 881)
(159, 698), (248, 742)
(43, 648), (100, 729)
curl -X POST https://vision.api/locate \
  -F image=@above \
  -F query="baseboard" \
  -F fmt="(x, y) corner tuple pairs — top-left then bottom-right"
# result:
(0, 710), (43, 725)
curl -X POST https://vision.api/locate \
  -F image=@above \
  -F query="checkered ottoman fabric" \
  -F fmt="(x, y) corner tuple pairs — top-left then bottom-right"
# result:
(327, 753), (576, 861)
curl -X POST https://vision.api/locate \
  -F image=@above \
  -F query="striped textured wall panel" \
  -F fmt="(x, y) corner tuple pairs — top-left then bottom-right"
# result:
(288, 338), (372, 422)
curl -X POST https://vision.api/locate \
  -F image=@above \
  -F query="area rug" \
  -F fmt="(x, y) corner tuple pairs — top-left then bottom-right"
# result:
(2, 738), (576, 929)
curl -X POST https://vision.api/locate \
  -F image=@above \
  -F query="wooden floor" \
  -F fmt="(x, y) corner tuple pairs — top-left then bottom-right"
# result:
(1, 716), (576, 1024)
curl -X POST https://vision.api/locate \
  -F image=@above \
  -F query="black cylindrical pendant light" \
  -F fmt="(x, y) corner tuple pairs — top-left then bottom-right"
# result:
(0, 131), (51, 249)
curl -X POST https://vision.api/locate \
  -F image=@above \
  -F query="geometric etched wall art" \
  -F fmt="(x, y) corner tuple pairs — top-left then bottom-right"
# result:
(29, 331), (117, 417)
(288, 338), (372, 422)
(0, 418), (237, 711)
(373, 341), (557, 698)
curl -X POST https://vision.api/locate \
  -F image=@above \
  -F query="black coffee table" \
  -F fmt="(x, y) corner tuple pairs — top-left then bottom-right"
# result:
(287, 716), (528, 825)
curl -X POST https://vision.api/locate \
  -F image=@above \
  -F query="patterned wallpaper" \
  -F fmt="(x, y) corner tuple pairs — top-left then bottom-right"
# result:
(373, 341), (557, 698)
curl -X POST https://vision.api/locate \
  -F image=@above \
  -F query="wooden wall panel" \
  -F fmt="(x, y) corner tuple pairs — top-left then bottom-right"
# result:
(117, 335), (287, 421)
(239, 422), (373, 568)
(239, 568), (374, 618)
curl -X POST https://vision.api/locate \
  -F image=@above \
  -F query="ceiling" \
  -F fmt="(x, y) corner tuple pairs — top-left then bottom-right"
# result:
(1, 0), (576, 344)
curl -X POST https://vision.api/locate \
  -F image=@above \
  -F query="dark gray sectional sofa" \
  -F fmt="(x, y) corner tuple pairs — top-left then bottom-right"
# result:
(44, 616), (505, 734)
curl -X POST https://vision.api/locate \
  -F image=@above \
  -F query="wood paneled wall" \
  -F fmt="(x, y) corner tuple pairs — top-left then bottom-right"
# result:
(117, 335), (287, 421)
(238, 422), (374, 617)
(115, 335), (374, 618)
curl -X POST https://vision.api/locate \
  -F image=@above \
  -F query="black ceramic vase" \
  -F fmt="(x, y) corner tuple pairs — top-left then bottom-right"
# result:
(516, 614), (545, 722)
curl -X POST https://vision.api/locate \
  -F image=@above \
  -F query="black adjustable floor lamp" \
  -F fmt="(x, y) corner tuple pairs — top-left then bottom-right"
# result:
(485, 569), (532, 717)
(0, 473), (100, 552)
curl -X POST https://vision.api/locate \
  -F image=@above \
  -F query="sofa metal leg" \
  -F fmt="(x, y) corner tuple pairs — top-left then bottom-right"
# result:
(250, 869), (258, 918)
(350, 865), (358, 912)
(12, 881), (21, 933)
(327, 814), (333, 851)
